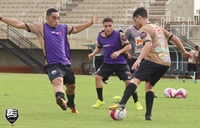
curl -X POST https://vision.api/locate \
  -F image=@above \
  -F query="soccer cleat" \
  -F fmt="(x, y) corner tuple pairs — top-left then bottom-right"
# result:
(92, 100), (105, 108)
(194, 80), (198, 83)
(135, 101), (143, 110)
(183, 78), (186, 82)
(108, 104), (125, 111)
(154, 93), (158, 98)
(67, 103), (79, 113)
(56, 96), (67, 111)
(145, 115), (152, 121)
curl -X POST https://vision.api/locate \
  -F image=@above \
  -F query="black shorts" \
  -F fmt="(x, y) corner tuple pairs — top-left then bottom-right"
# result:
(187, 63), (198, 71)
(45, 63), (75, 85)
(96, 63), (131, 80)
(127, 58), (137, 73)
(95, 55), (104, 71)
(134, 60), (169, 86)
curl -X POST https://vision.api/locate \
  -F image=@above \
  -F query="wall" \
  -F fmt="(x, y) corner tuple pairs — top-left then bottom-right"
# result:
(166, 0), (194, 22)
(0, 48), (92, 74)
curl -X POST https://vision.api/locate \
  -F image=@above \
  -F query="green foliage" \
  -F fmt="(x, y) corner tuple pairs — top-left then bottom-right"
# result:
(0, 73), (200, 128)
(196, 9), (200, 15)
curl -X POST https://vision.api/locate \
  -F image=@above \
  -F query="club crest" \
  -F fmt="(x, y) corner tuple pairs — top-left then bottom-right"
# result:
(5, 109), (19, 125)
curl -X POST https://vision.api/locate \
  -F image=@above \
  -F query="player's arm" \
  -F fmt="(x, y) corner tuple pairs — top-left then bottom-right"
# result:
(162, 28), (192, 59)
(170, 36), (188, 54)
(137, 29), (152, 60)
(93, 43), (102, 55)
(67, 13), (99, 35)
(88, 42), (102, 59)
(131, 29), (152, 70)
(110, 32), (131, 59)
(0, 17), (30, 31)
(0, 17), (40, 34)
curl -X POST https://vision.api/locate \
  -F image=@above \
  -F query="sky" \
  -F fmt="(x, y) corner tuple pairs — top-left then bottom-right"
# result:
(194, 0), (200, 14)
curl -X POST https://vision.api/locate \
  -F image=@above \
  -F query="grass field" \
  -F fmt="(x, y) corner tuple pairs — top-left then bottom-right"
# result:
(0, 73), (200, 128)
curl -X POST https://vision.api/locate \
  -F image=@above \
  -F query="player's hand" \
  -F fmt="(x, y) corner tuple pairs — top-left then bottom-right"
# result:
(111, 51), (120, 59)
(88, 53), (94, 60)
(131, 58), (142, 70)
(91, 13), (99, 24)
(182, 51), (192, 59)
(127, 53), (132, 60)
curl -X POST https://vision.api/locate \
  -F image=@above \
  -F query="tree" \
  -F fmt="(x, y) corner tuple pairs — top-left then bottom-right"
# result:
(196, 9), (200, 15)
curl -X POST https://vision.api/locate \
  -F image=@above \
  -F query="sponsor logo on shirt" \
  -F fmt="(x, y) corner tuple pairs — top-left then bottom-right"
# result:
(51, 31), (62, 35)
(159, 53), (170, 62)
(155, 47), (169, 52)
(140, 31), (147, 39)
(152, 27), (161, 32)
(103, 44), (114, 47)
(135, 36), (143, 46)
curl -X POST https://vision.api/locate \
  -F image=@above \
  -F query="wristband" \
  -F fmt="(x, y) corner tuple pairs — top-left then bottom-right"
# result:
(0, 17), (2, 20)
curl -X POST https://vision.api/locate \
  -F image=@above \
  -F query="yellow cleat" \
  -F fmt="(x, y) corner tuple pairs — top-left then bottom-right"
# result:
(135, 101), (143, 110)
(113, 95), (121, 99)
(92, 100), (105, 108)
(108, 104), (120, 110)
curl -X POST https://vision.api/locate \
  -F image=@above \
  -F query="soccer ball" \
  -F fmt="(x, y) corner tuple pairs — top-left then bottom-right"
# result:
(110, 108), (127, 120)
(175, 88), (187, 98)
(164, 88), (176, 98)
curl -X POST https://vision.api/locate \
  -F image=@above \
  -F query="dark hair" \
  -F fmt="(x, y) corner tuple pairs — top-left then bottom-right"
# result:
(195, 45), (199, 50)
(103, 17), (113, 24)
(46, 8), (58, 16)
(133, 7), (148, 19)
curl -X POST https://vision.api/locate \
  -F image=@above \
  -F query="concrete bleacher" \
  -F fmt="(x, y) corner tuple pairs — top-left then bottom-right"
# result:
(0, 0), (169, 24)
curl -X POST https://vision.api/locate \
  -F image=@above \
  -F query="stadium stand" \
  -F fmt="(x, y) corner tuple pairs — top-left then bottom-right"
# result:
(0, 0), (200, 76)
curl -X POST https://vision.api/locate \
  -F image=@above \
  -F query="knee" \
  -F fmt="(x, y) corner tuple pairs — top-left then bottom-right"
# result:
(124, 80), (130, 86)
(95, 75), (102, 81)
(67, 84), (76, 91)
(145, 82), (153, 92)
(52, 77), (63, 86)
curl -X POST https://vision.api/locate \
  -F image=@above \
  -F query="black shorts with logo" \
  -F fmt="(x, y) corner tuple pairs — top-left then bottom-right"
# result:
(134, 60), (169, 86)
(96, 63), (131, 80)
(44, 63), (75, 85)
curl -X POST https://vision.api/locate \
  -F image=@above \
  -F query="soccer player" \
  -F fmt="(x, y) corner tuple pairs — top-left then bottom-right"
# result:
(125, 23), (158, 98)
(183, 45), (199, 83)
(0, 8), (99, 113)
(88, 17), (143, 110)
(108, 7), (192, 120)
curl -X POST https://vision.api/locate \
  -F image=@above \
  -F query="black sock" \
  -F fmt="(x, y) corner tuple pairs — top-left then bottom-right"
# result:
(119, 83), (137, 105)
(195, 72), (198, 80)
(132, 92), (138, 103)
(145, 91), (154, 117)
(96, 88), (103, 101)
(55, 92), (65, 100)
(67, 94), (75, 106)
(184, 72), (188, 78)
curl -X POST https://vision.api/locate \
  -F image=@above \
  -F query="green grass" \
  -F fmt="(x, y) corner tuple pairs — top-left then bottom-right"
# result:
(0, 73), (200, 128)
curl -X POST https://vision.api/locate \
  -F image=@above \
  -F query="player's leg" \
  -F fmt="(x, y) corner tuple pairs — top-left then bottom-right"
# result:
(144, 65), (169, 121)
(144, 81), (154, 121)
(124, 79), (143, 110)
(95, 56), (108, 84)
(108, 63), (143, 110)
(193, 64), (198, 83)
(183, 63), (191, 82)
(46, 64), (67, 111)
(127, 59), (158, 99)
(64, 65), (78, 113)
(92, 63), (112, 108)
